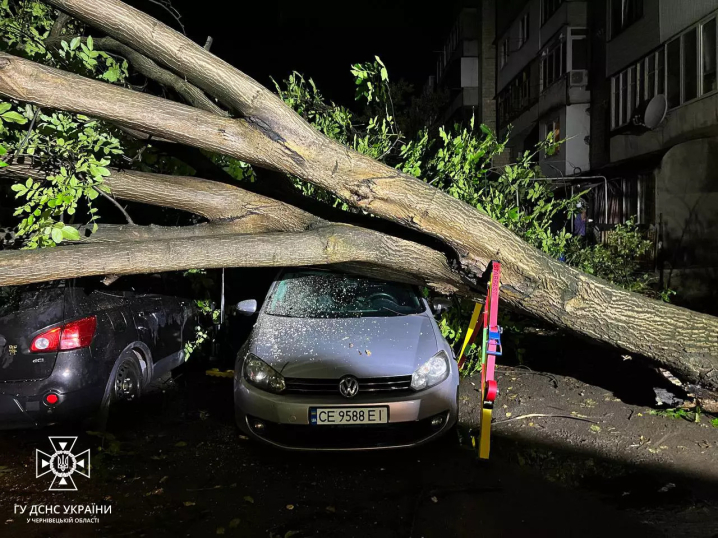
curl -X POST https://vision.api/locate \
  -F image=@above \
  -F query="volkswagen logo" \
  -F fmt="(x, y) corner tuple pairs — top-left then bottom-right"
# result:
(338, 375), (359, 398)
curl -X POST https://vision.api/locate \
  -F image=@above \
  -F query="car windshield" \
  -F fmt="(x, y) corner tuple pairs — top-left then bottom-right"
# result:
(265, 271), (424, 318)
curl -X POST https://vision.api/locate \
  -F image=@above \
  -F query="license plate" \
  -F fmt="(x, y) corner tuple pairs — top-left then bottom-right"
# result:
(310, 406), (389, 425)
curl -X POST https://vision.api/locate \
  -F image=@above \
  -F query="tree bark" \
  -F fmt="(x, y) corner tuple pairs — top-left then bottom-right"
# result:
(0, 161), (319, 231)
(0, 224), (471, 294)
(1, 3), (717, 389)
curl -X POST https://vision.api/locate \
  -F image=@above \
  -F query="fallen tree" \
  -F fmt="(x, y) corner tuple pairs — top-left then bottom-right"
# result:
(0, 0), (716, 389)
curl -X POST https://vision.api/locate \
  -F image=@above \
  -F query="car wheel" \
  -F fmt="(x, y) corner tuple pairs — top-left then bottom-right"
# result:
(89, 351), (144, 431)
(110, 353), (143, 404)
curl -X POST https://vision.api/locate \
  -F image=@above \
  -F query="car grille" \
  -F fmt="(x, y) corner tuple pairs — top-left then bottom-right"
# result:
(284, 375), (413, 395)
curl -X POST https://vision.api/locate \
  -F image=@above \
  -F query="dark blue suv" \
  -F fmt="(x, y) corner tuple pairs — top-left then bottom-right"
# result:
(0, 274), (195, 429)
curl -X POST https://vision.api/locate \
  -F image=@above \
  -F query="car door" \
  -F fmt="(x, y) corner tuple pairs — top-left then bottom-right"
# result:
(159, 272), (193, 357)
(123, 274), (177, 364)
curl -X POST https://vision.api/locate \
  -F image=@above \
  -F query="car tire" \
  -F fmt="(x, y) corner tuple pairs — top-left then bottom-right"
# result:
(90, 350), (144, 431)
(108, 352), (144, 404)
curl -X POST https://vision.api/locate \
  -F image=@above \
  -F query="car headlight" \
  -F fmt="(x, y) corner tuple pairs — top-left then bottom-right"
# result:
(243, 354), (286, 394)
(411, 350), (450, 391)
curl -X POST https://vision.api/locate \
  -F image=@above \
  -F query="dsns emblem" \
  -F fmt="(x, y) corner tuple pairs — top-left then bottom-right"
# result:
(338, 375), (359, 398)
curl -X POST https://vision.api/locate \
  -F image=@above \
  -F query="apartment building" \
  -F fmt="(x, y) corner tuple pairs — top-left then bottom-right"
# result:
(493, 0), (718, 310)
(495, 0), (591, 177)
(602, 0), (718, 309)
(432, 2), (497, 129)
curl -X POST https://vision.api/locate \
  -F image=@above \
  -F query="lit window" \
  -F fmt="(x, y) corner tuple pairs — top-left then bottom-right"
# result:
(545, 118), (561, 155)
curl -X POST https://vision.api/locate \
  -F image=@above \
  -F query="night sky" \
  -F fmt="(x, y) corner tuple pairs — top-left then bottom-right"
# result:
(134, 0), (458, 106)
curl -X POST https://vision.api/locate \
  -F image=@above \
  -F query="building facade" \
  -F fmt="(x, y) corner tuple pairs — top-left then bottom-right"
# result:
(433, 1), (497, 130)
(495, 0), (591, 177)
(494, 0), (718, 311)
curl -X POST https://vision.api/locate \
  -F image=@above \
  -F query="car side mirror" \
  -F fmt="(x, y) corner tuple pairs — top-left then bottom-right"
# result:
(430, 298), (452, 315)
(236, 299), (258, 316)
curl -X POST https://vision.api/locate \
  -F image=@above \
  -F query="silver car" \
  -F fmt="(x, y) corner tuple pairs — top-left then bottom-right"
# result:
(233, 269), (459, 450)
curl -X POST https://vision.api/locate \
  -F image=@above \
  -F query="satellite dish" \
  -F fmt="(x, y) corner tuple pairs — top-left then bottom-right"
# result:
(642, 94), (668, 130)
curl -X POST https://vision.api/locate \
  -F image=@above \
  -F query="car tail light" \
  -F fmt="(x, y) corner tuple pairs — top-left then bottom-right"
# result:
(44, 393), (59, 406)
(60, 316), (97, 350)
(30, 327), (61, 353)
(30, 316), (97, 353)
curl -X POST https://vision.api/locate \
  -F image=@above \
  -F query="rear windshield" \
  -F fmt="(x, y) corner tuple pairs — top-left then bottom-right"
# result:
(0, 281), (65, 318)
(265, 271), (424, 318)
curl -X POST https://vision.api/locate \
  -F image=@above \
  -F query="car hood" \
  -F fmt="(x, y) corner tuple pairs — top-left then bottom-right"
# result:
(249, 313), (440, 378)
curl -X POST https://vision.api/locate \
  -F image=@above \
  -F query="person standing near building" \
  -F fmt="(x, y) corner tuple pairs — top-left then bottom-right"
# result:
(574, 204), (587, 237)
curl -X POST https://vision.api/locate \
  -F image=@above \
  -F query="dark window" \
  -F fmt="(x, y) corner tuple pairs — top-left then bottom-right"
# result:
(646, 54), (656, 98)
(657, 48), (665, 94)
(572, 35), (588, 70)
(702, 18), (717, 94)
(612, 78), (620, 128)
(611, 0), (644, 38)
(542, 0), (564, 25)
(498, 67), (533, 127)
(519, 13), (530, 47)
(620, 70), (629, 124)
(541, 39), (565, 90)
(500, 39), (509, 68)
(667, 38), (681, 107)
(683, 28), (698, 102)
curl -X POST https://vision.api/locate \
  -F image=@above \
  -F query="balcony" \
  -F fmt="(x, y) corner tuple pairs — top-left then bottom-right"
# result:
(610, 91), (718, 163)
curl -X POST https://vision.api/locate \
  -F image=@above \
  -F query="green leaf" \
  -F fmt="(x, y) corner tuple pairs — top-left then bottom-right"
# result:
(51, 227), (63, 244)
(0, 103), (11, 115)
(87, 35), (93, 50)
(1, 111), (28, 124)
(70, 37), (80, 50)
(61, 226), (80, 241)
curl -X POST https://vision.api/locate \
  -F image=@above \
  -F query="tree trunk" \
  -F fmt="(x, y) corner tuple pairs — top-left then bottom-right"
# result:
(0, 1), (716, 389)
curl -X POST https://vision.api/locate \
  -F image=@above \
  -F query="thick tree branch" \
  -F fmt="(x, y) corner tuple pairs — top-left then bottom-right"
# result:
(0, 53), (303, 174)
(0, 224), (471, 295)
(0, 161), (319, 231)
